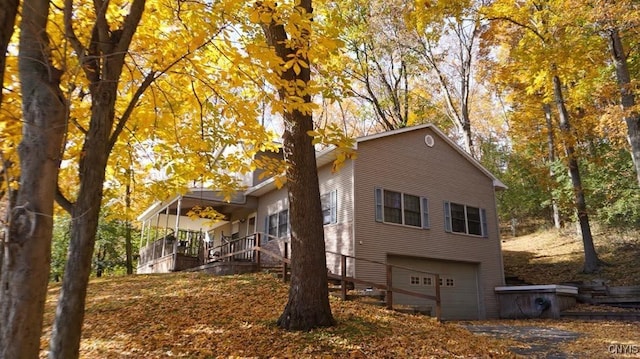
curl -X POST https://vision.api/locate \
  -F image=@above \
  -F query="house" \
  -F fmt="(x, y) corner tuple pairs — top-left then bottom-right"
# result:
(136, 124), (506, 320)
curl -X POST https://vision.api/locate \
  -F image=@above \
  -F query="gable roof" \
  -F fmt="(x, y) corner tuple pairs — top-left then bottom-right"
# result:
(356, 124), (506, 189)
(246, 123), (506, 196)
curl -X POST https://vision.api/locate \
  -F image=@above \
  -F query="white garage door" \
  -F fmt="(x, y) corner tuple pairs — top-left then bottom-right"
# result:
(387, 255), (480, 320)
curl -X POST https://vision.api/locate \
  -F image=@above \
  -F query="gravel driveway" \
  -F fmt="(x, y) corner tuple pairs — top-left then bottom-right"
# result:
(461, 324), (582, 358)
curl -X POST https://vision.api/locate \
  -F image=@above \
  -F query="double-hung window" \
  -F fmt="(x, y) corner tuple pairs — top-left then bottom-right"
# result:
(320, 190), (337, 225)
(444, 201), (487, 237)
(375, 188), (429, 229)
(266, 209), (289, 240)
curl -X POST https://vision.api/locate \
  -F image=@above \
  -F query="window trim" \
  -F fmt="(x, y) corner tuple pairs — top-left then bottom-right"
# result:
(444, 201), (488, 237)
(375, 187), (430, 229)
(265, 208), (289, 241)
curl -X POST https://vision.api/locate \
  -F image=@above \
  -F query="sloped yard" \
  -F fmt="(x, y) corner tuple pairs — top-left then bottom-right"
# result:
(38, 271), (640, 358)
(502, 228), (640, 286)
(39, 272), (513, 358)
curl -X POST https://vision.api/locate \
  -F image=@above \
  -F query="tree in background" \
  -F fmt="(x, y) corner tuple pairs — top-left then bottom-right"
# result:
(406, 0), (487, 156)
(482, 0), (605, 272)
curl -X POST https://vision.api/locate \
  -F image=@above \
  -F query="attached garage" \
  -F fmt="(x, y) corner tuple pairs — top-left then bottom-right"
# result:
(387, 255), (481, 320)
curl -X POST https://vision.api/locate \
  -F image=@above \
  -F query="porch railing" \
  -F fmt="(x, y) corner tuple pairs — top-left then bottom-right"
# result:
(138, 229), (205, 266)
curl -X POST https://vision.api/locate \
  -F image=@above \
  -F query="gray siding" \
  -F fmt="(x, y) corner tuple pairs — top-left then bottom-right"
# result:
(318, 161), (355, 276)
(352, 127), (504, 318)
(255, 161), (356, 276)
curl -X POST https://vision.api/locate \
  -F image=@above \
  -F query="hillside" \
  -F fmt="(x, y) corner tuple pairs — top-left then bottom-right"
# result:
(502, 227), (640, 286)
(39, 272), (513, 358)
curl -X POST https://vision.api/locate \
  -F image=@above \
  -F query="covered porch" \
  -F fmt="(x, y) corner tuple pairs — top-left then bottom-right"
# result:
(136, 189), (261, 274)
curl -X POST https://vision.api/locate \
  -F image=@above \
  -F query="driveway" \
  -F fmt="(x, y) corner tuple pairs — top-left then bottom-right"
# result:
(461, 324), (582, 358)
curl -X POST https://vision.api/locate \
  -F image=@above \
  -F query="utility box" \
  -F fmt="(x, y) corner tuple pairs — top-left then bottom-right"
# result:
(494, 285), (578, 319)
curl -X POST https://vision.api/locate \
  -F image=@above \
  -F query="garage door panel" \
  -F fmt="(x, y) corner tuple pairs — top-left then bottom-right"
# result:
(388, 255), (480, 320)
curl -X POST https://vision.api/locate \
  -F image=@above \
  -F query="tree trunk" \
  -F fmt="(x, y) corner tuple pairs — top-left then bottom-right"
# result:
(609, 28), (640, 187)
(0, 0), (67, 356)
(49, 1), (146, 356)
(49, 94), (113, 359)
(543, 103), (561, 229)
(0, 0), (19, 106)
(0, 0), (20, 283)
(553, 75), (600, 273)
(125, 168), (133, 274)
(260, 0), (335, 331)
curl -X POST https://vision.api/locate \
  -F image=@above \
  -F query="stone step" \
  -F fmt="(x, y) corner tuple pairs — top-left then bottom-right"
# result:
(561, 311), (640, 321)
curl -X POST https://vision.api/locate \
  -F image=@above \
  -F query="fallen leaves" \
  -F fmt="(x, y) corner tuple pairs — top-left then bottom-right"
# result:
(40, 272), (514, 358)
(39, 271), (639, 358)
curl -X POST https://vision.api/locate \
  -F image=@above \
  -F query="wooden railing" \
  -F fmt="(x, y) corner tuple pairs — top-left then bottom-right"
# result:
(139, 229), (204, 266)
(203, 233), (291, 280)
(154, 231), (441, 320)
(325, 251), (442, 320)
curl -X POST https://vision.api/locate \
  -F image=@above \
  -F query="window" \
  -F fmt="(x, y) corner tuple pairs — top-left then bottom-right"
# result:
(422, 276), (433, 286)
(266, 209), (289, 240)
(278, 210), (288, 238)
(438, 277), (455, 287)
(320, 190), (337, 225)
(444, 201), (487, 237)
(410, 276), (421, 285)
(375, 188), (429, 228)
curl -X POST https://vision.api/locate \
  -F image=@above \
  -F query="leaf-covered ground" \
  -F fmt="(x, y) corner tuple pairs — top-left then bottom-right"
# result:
(40, 272), (514, 358)
(502, 227), (640, 286)
(38, 272), (640, 358)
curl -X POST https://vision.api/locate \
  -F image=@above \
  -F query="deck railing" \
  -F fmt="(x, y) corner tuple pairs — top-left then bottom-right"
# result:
(138, 229), (205, 266)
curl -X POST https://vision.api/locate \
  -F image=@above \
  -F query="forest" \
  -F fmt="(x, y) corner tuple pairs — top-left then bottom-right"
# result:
(0, 0), (638, 358)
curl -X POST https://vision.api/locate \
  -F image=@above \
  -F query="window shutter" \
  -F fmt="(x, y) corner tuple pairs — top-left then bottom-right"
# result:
(481, 208), (488, 238)
(375, 188), (383, 222)
(263, 215), (269, 243)
(444, 201), (451, 232)
(330, 190), (337, 224)
(421, 197), (430, 229)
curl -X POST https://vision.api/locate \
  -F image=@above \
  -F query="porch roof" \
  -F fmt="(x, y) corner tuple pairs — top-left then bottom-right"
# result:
(137, 189), (257, 222)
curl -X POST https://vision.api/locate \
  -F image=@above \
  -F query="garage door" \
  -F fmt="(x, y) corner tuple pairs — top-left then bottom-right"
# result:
(387, 255), (480, 320)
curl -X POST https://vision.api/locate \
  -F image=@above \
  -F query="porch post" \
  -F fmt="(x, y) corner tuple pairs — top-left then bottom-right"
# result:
(161, 205), (170, 257)
(386, 264), (393, 310)
(171, 198), (182, 272)
(341, 255), (347, 301)
(174, 196), (182, 234)
(435, 274), (442, 321)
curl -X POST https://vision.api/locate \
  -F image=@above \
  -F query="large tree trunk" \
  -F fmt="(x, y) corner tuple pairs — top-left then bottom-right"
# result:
(49, 1), (146, 357)
(0, 0), (67, 356)
(260, 0), (335, 331)
(543, 103), (561, 229)
(49, 85), (114, 359)
(553, 75), (600, 273)
(609, 28), (640, 187)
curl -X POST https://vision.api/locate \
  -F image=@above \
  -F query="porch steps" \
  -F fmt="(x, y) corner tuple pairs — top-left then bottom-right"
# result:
(568, 283), (640, 309)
